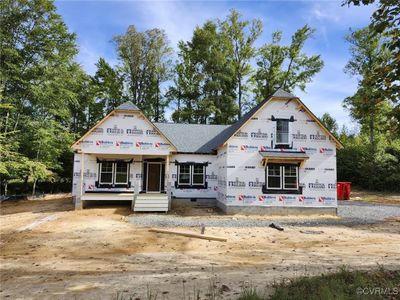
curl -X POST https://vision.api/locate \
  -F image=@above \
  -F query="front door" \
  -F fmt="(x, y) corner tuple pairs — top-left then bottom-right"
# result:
(147, 163), (161, 192)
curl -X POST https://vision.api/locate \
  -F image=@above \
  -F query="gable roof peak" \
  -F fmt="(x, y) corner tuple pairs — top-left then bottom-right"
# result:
(115, 101), (139, 111)
(272, 88), (296, 98)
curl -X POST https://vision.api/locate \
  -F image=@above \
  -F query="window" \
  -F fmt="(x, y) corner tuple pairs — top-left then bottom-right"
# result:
(276, 119), (289, 145)
(178, 164), (191, 185)
(98, 161), (130, 187)
(176, 163), (207, 188)
(114, 162), (128, 184)
(264, 164), (300, 194)
(100, 162), (113, 184)
(267, 165), (281, 189)
(284, 165), (298, 190)
(192, 164), (205, 185)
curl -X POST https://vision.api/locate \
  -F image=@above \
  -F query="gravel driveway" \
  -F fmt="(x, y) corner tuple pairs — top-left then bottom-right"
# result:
(129, 201), (400, 228)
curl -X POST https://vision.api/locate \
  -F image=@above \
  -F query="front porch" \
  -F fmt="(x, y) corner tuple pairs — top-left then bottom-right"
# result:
(75, 152), (172, 212)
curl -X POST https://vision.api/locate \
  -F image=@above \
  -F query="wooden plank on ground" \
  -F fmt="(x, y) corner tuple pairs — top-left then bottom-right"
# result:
(149, 228), (227, 242)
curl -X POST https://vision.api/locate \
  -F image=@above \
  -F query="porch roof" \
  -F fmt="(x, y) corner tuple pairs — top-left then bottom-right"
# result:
(259, 151), (309, 166)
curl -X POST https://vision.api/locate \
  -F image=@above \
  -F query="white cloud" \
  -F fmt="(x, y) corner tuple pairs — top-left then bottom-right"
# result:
(308, 1), (377, 27)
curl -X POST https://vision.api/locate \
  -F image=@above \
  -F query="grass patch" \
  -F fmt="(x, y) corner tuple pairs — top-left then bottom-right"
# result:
(115, 268), (400, 300)
(269, 267), (400, 300)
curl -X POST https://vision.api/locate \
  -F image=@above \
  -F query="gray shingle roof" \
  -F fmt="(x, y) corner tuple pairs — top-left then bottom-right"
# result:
(154, 89), (298, 154)
(116, 101), (139, 111)
(209, 88), (297, 148)
(154, 123), (230, 153)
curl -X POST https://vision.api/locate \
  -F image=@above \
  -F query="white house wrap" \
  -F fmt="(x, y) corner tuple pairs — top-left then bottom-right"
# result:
(71, 89), (342, 214)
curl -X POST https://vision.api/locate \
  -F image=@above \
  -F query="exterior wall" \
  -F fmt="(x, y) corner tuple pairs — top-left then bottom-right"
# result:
(219, 98), (337, 210)
(72, 153), (139, 197)
(74, 111), (173, 155)
(170, 153), (218, 199)
(215, 145), (229, 205)
(72, 111), (175, 197)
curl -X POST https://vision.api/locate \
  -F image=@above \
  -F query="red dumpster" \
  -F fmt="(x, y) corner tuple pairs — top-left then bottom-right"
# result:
(337, 182), (351, 200)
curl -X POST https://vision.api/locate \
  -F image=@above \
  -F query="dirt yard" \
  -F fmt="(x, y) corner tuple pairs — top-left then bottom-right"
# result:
(350, 188), (400, 205)
(1, 198), (400, 300)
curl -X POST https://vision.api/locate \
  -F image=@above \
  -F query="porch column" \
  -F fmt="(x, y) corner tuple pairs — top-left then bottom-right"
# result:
(165, 154), (172, 210)
(75, 152), (84, 210)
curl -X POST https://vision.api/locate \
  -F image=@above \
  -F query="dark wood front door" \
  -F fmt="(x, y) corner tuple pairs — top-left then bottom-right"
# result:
(147, 163), (161, 192)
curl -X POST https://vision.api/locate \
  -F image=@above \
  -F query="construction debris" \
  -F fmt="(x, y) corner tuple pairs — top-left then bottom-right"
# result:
(300, 230), (324, 235)
(269, 223), (284, 231)
(149, 228), (227, 242)
(201, 223), (205, 234)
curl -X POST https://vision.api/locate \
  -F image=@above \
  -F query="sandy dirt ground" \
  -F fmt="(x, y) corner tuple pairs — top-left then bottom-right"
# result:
(350, 188), (400, 205)
(1, 199), (400, 300)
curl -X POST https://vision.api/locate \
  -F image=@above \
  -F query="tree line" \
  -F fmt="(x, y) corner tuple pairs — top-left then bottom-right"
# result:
(0, 0), (399, 195)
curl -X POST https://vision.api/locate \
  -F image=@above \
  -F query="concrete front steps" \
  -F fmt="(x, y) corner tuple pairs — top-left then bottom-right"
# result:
(133, 193), (169, 212)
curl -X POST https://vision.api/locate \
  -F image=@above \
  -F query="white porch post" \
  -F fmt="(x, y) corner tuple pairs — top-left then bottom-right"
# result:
(166, 154), (172, 210)
(75, 152), (84, 210)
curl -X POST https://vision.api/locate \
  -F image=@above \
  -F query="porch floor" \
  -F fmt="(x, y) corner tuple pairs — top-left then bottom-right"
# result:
(81, 192), (134, 201)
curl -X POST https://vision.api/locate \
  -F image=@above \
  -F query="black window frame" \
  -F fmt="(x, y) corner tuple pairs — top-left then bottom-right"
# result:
(271, 115), (295, 149)
(95, 159), (132, 189)
(262, 163), (302, 194)
(276, 119), (290, 145)
(175, 162), (208, 189)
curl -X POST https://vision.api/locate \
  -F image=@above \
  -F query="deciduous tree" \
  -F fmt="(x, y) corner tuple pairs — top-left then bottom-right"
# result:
(253, 25), (324, 102)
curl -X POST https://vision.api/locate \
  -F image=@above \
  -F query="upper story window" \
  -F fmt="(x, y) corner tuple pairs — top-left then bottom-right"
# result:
(276, 119), (289, 145)
(176, 162), (207, 189)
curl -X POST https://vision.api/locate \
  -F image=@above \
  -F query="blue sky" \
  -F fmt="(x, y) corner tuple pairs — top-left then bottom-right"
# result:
(55, 0), (376, 129)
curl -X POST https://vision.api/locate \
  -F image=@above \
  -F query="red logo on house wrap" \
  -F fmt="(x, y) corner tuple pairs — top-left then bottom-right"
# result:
(258, 195), (265, 202)
(155, 142), (160, 148)
(115, 142), (120, 146)
(238, 195), (244, 201)
(136, 142), (140, 148)
(278, 196), (284, 202)
(260, 145), (267, 151)
(298, 196), (304, 202)
(96, 141), (100, 146)
(240, 145), (247, 151)
(318, 197), (324, 203)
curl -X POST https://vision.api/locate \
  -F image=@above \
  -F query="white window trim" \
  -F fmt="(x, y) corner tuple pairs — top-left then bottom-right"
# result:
(192, 165), (205, 186)
(266, 164), (299, 191)
(283, 165), (299, 190)
(114, 162), (129, 184)
(99, 162), (114, 184)
(275, 119), (291, 146)
(178, 164), (191, 185)
(266, 165), (282, 189)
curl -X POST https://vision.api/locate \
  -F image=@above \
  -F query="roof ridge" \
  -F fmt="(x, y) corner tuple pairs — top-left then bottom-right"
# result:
(115, 101), (139, 111)
(154, 122), (230, 127)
